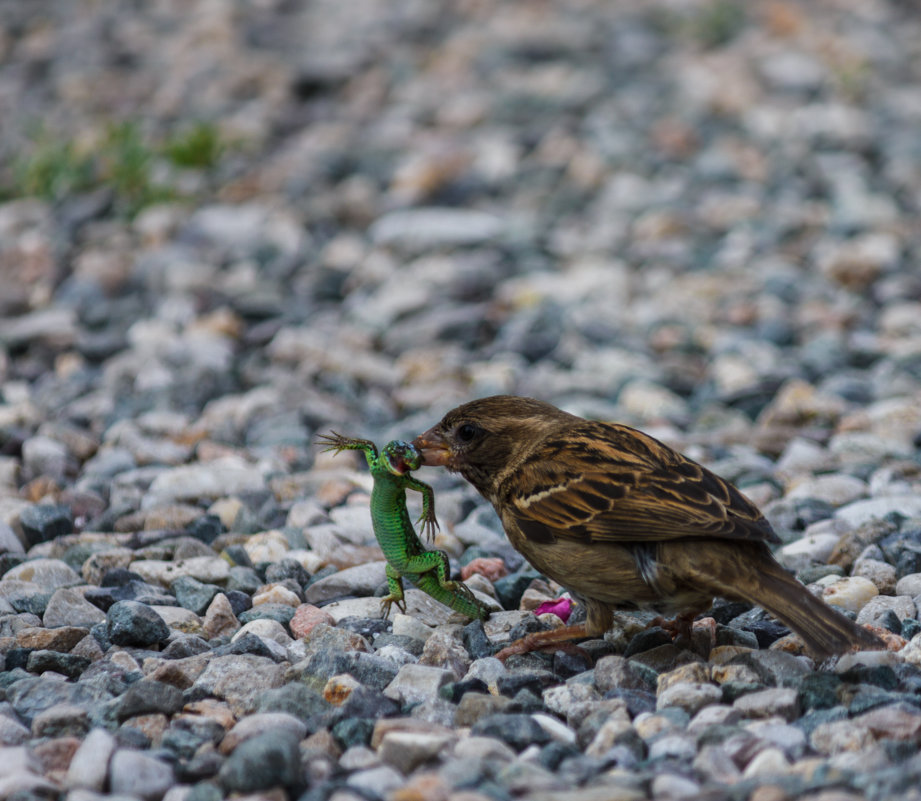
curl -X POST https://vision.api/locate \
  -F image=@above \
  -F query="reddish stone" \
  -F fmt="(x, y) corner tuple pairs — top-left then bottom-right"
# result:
(290, 604), (336, 639)
(460, 557), (507, 582)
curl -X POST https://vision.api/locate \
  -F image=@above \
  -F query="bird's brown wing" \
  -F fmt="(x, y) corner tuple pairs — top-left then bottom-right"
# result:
(501, 422), (779, 547)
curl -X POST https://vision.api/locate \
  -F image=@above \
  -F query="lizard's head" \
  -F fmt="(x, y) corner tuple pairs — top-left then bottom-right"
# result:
(381, 440), (422, 476)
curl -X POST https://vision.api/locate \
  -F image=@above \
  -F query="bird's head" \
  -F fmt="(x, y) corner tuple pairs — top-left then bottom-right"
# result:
(413, 395), (575, 493)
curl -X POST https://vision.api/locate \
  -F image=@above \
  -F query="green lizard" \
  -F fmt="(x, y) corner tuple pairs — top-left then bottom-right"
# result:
(317, 432), (490, 621)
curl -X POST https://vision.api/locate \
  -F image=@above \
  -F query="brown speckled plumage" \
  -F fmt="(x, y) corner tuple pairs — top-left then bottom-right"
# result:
(415, 395), (883, 660)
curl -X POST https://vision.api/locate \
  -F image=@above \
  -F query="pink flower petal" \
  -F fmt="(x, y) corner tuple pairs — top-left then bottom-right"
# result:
(534, 597), (572, 623)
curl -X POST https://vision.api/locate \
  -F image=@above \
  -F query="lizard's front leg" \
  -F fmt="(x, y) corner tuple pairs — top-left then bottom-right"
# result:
(316, 432), (378, 462)
(401, 474), (439, 543)
(379, 563), (407, 619)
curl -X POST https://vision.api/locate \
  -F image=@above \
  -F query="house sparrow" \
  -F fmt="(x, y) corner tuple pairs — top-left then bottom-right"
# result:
(414, 395), (883, 660)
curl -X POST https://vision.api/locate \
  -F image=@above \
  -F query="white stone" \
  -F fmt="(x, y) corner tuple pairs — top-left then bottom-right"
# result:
(252, 583), (301, 608)
(656, 682), (722, 714)
(742, 747), (790, 778)
(835, 649), (902, 673)
(836, 495), (921, 528)
(779, 532), (840, 571)
(462, 657), (507, 694)
(232, 618), (292, 645)
(688, 705), (741, 731)
(896, 573), (921, 597)
(243, 530), (291, 564)
(650, 773), (702, 800)
(786, 474), (868, 506)
(531, 713), (577, 744)
(821, 575), (879, 613)
(143, 456), (267, 508)
(129, 556), (229, 587)
(855, 594), (916, 626)
(775, 437), (833, 479)
(542, 683), (600, 718)
(391, 614), (436, 642)
(370, 207), (503, 250)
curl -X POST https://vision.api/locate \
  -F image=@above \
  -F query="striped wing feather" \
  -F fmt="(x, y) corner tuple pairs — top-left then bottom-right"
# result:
(502, 422), (778, 546)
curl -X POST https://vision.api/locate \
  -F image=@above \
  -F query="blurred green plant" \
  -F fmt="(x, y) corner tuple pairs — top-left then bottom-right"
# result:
(13, 132), (96, 202)
(3, 118), (228, 215)
(164, 121), (224, 168)
(648, 0), (746, 50)
(99, 120), (174, 214)
(692, 1), (746, 48)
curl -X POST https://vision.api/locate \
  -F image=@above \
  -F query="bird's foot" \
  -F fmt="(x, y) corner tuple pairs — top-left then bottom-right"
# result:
(495, 623), (590, 661)
(649, 610), (715, 652)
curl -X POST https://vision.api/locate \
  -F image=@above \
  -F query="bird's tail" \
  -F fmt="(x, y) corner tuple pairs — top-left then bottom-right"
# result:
(675, 541), (883, 660)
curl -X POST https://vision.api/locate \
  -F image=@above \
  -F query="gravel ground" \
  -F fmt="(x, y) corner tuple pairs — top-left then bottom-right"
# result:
(2, 1), (921, 800)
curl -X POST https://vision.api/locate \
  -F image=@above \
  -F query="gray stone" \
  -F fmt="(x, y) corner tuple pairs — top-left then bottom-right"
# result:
(733, 687), (800, 721)
(656, 682), (722, 714)
(106, 600), (170, 647)
(470, 713), (552, 752)
(595, 654), (657, 692)
(3, 558), (81, 589)
(20, 437), (70, 483)
(42, 587), (107, 628)
(219, 730), (302, 793)
(0, 522), (25, 554)
(346, 764), (406, 797)
(370, 207), (503, 251)
(109, 748), (176, 800)
(304, 561), (388, 604)
(745, 719), (807, 759)
(192, 654), (285, 715)
(65, 727), (117, 790)
(0, 715), (30, 746)
(648, 733), (697, 762)
(378, 729), (455, 773)
(383, 663), (454, 705)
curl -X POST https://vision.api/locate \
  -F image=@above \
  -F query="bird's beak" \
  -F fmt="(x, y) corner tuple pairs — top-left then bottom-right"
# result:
(412, 427), (453, 467)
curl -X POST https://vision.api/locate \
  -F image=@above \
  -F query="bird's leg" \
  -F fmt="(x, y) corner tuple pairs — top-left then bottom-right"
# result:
(650, 607), (711, 649)
(495, 623), (593, 661)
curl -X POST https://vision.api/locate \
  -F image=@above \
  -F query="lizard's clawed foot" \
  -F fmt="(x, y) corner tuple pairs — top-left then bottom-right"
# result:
(316, 431), (376, 455)
(416, 510), (440, 543)
(379, 596), (407, 619)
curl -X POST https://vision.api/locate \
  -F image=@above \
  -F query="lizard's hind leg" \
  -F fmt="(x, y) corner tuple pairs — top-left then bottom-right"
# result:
(405, 550), (490, 620)
(379, 563), (408, 619)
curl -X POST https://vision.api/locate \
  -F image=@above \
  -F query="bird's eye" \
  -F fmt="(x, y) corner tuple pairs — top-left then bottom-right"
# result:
(456, 423), (479, 442)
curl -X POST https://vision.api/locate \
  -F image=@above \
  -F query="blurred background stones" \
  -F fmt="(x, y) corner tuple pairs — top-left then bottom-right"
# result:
(2, 1), (921, 800)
